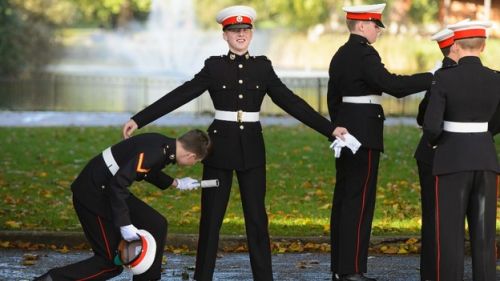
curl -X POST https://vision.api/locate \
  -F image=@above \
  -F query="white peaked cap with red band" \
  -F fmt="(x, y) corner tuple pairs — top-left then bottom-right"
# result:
(343, 3), (386, 28)
(431, 28), (454, 49)
(216, 5), (257, 30)
(447, 20), (493, 40)
(127, 229), (157, 275)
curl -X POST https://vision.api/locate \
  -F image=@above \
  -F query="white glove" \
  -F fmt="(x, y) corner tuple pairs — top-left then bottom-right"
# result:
(175, 177), (200, 191)
(120, 224), (140, 242)
(330, 139), (346, 158)
(343, 133), (361, 154)
(329, 133), (362, 158)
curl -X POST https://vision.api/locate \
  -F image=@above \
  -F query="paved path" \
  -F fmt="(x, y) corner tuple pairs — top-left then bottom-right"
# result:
(2, 249), (498, 281)
(0, 111), (417, 127)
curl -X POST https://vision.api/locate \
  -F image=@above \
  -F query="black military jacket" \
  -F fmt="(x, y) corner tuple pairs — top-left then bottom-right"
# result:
(327, 34), (433, 151)
(490, 69), (500, 135)
(71, 133), (177, 226)
(132, 51), (334, 170)
(414, 57), (457, 164)
(424, 56), (500, 175)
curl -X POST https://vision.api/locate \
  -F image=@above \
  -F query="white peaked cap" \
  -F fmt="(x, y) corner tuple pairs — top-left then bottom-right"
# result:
(128, 229), (157, 275)
(343, 3), (386, 27)
(216, 5), (256, 30)
(342, 3), (386, 14)
(431, 28), (454, 48)
(447, 20), (493, 40)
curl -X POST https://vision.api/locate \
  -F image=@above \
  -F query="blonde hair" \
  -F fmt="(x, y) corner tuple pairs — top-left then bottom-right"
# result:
(346, 19), (360, 32)
(455, 37), (485, 50)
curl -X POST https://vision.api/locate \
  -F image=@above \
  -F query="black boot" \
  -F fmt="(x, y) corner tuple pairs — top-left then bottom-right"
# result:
(33, 273), (52, 281)
(340, 273), (377, 281)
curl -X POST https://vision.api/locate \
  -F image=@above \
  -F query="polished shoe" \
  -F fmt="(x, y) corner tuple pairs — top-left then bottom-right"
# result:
(33, 273), (52, 281)
(340, 273), (377, 281)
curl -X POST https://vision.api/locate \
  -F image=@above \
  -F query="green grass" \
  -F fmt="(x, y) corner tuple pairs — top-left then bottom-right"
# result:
(0, 126), (499, 236)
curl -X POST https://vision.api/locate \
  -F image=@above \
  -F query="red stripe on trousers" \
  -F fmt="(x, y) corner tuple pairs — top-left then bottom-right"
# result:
(355, 149), (372, 273)
(496, 175), (499, 259)
(97, 216), (112, 259)
(434, 176), (441, 281)
(76, 267), (119, 281)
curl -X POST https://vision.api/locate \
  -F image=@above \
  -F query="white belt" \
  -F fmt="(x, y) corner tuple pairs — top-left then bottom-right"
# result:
(102, 147), (119, 175)
(214, 110), (260, 122)
(342, 95), (381, 105)
(443, 121), (488, 133)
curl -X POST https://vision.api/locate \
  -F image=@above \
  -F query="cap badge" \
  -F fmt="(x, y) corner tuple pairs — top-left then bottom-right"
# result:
(236, 16), (243, 23)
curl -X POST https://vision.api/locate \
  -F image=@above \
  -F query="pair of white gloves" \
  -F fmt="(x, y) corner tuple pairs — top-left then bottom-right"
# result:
(119, 178), (206, 241)
(119, 178), (198, 241)
(119, 178), (201, 241)
(330, 133), (362, 158)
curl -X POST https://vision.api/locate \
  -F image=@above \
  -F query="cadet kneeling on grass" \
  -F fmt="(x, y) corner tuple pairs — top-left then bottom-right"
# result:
(34, 129), (211, 281)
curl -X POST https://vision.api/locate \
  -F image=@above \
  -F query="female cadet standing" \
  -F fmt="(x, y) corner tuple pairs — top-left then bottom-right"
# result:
(122, 5), (335, 281)
(423, 20), (500, 281)
(327, 3), (433, 281)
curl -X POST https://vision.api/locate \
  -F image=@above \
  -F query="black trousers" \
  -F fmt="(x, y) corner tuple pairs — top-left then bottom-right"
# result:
(434, 171), (497, 281)
(331, 148), (380, 275)
(194, 165), (273, 281)
(417, 160), (437, 281)
(46, 195), (167, 281)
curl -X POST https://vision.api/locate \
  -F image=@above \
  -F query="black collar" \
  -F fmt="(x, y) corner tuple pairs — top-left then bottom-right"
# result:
(349, 33), (370, 45)
(163, 139), (176, 163)
(442, 56), (456, 67)
(227, 51), (250, 61)
(458, 56), (482, 66)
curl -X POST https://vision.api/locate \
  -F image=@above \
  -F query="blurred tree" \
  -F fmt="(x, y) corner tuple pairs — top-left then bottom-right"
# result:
(195, 0), (336, 31)
(71, 0), (151, 28)
(408, 0), (439, 24)
(264, 0), (332, 30)
(0, 0), (76, 77)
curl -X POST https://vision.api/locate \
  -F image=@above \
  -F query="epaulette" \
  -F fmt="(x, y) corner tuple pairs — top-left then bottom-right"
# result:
(207, 55), (224, 61)
(253, 55), (270, 61)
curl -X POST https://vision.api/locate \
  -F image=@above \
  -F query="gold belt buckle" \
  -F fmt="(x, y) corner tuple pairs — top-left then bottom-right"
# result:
(237, 110), (243, 123)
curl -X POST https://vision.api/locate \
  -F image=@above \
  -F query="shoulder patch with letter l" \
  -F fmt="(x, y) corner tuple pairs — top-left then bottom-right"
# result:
(136, 153), (150, 173)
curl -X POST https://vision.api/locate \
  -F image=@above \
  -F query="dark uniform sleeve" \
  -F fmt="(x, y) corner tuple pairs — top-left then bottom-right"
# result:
(108, 150), (165, 227)
(264, 59), (334, 139)
(327, 61), (342, 127)
(489, 102), (500, 136)
(362, 48), (433, 98)
(423, 74), (446, 145)
(489, 70), (500, 136)
(144, 170), (174, 190)
(132, 61), (212, 128)
(416, 90), (431, 126)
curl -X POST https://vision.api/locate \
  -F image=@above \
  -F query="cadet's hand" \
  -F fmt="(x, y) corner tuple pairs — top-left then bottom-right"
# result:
(122, 119), (138, 139)
(120, 224), (140, 241)
(175, 177), (201, 191)
(333, 127), (349, 141)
